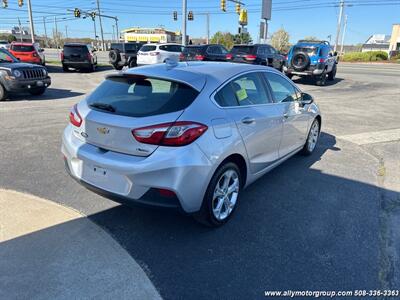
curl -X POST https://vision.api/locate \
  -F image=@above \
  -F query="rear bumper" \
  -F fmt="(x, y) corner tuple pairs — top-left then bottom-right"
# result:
(283, 64), (325, 76)
(61, 125), (213, 213)
(62, 61), (93, 69)
(3, 76), (51, 92)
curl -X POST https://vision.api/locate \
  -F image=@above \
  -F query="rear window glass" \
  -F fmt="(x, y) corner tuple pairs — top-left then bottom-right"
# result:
(11, 45), (34, 52)
(124, 43), (140, 52)
(183, 46), (204, 55)
(293, 46), (319, 56)
(231, 46), (254, 54)
(86, 76), (199, 118)
(64, 46), (88, 55)
(159, 45), (183, 52)
(140, 45), (157, 52)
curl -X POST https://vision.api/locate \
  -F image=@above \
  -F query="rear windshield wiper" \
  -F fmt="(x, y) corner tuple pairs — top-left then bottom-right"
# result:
(89, 102), (116, 113)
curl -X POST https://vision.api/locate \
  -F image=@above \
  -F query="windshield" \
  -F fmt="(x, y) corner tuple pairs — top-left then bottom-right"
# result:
(0, 49), (18, 63)
(10, 44), (34, 52)
(293, 46), (319, 56)
(86, 75), (199, 118)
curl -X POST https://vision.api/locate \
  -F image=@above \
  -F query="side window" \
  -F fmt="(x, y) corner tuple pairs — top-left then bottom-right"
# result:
(269, 47), (277, 54)
(257, 47), (265, 55)
(264, 72), (300, 103)
(232, 73), (271, 106)
(213, 47), (222, 54)
(220, 46), (228, 54)
(215, 84), (239, 107)
(206, 46), (215, 54)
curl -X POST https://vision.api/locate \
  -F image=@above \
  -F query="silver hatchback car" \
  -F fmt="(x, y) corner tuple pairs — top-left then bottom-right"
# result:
(62, 62), (321, 226)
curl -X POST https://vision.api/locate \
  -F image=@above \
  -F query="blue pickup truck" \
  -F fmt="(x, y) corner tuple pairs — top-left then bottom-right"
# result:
(283, 40), (338, 86)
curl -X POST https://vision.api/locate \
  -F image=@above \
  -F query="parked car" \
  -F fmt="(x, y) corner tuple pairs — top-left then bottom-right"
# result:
(0, 40), (10, 49)
(62, 62), (321, 227)
(0, 48), (51, 101)
(180, 44), (229, 61)
(109, 42), (143, 70)
(137, 43), (183, 65)
(226, 44), (285, 71)
(9, 42), (45, 65)
(61, 43), (97, 72)
(283, 40), (338, 86)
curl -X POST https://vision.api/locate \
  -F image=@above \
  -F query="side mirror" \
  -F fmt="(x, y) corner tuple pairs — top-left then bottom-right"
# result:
(39, 49), (45, 52)
(334, 51), (338, 56)
(301, 92), (314, 105)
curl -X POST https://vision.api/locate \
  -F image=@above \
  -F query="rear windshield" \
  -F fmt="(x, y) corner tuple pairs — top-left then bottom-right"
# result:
(293, 46), (319, 56)
(86, 76), (199, 118)
(231, 46), (254, 54)
(140, 45), (157, 52)
(183, 46), (204, 55)
(11, 45), (34, 52)
(124, 43), (140, 52)
(159, 45), (183, 52)
(63, 45), (88, 55)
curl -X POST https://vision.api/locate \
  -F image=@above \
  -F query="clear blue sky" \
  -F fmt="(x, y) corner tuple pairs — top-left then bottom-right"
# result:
(0, 0), (399, 45)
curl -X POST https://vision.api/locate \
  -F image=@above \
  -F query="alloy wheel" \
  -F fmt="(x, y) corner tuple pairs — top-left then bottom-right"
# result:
(307, 121), (320, 152)
(212, 169), (240, 221)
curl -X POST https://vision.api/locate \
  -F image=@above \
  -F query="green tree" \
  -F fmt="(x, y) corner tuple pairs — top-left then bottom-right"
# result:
(210, 31), (235, 50)
(0, 34), (16, 43)
(270, 28), (290, 52)
(233, 32), (252, 45)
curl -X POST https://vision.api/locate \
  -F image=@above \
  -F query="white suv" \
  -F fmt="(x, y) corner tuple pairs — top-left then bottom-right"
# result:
(137, 43), (183, 65)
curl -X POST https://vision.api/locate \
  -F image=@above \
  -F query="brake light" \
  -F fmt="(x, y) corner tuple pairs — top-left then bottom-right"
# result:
(69, 104), (82, 127)
(285, 55), (288, 60)
(179, 53), (185, 61)
(61, 51), (64, 60)
(226, 53), (233, 60)
(195, 54), (205, 61)
(33, 52), (38, 57)
(318, 58), (325, 63)
(132, 121), (208, 146)
(150, 52), (160, 56)
(244, 54), (257, 61)
(157, 188), (176, 198)
(87, 52), (92, 61)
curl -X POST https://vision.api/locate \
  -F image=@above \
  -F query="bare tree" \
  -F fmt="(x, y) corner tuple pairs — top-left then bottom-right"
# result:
(270, 28), (290, 52)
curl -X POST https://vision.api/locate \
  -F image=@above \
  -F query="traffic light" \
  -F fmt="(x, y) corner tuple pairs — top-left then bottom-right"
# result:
(220, 0), (226, 12)
(2, 0), (8, 8)
(90, 11), (96, 21)
(18, 0), (23, 7)
(239, 9), (248, 26)
(188, 11), (194, 21)
(74, 8), (81, 18)
(173, 11), (177, 21)
(235, 3), (241, 14)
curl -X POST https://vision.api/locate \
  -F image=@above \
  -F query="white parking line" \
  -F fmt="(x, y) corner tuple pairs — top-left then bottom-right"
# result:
(338, 128), (400, 145)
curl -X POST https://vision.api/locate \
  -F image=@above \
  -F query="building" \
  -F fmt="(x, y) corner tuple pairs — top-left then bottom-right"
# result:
(389, 24), (400, 53)
(121, 27), (181, 44)
(0, 27), (43, 44)
(361, 34), (391, 53)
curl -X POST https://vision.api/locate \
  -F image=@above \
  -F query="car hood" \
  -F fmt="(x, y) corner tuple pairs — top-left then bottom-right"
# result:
(0, 62), (45, 71)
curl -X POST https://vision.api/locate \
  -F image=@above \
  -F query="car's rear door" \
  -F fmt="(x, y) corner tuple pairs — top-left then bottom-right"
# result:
(215, 72), (284, 174)
(263, 72), (310, 157)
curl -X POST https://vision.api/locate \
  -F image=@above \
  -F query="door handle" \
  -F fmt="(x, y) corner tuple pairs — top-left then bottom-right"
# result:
(241, 117), (255, 125)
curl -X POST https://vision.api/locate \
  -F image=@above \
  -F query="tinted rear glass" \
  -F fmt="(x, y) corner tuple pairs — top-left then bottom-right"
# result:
(11, 45), (34, 52)
(293, 46), (319, 56)
(140, 45), (157, 52)
(124, 43), (140, 51)
(183, 46), (204, 55)
(64, 46), (88, 55)
(159, 45), (183, 52)
(231, 46), (254, 54)
(86, 76), (199, 118)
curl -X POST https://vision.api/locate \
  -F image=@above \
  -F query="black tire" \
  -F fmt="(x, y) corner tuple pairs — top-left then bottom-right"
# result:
(194, 162), (242, 227)
(328, 64), (337, 81)
(128, 59), (137, 68)
(112, 64), (124, 70)
(285, 73), (293, 79)
(0, 84), (7, 101)
(29, 87), (46, 96)
(291, 52), (310, 72)
(301, 118), (320, 156)
(62, 65), (69, 72)
(109, 49), (120, 64)
(316, 70), (327, 86)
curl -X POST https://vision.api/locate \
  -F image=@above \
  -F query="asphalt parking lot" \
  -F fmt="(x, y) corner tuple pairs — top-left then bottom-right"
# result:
(0, 63), (399, 299)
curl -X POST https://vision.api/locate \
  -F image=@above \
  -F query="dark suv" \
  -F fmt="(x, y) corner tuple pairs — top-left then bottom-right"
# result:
(109, 42), (142, 70)
(227, 44), (285, 70)
(61, 43), (97, 72)
(284, 40), (338, 86)
(180, 44), (229, 61)
(0, 49), (51, 101)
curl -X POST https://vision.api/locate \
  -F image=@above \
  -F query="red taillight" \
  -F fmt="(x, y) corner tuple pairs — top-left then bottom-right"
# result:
(244, 54), (257, 61)
(157, 188), (176, 198)
(285, 55), (288, 61)
(150, 52), (160, 56)
(61, 51), (64, 60)
(318, 58), (325, 63)
(132, 121), (208, 146)
(179, 53), (185, 61)
(226, 53), (233, 60)
(33, 52), (38, 57)
(69, 104), (82, 127)
(195, 54), (205, 61)
(87, 52), (92, 61)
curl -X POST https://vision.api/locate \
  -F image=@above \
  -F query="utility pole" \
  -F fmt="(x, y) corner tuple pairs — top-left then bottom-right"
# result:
(65, 25), (68, 40)
(334, 0), (344, 52)
(115, 18), (119, 42)
(96, 0), (105, 50)
(43, 17), (48, 47)
(206, 13), (210, 44)
(17, 17), (23, 42)
(54, 16), (59, 50)
(112, 25), (115, 42)
(182, 0), (187, 46)
(27, 0), (35, 43)
(340, 15), (348, 54)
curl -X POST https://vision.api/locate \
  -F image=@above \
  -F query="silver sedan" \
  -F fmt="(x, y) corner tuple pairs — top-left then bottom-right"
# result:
(62, 62), (321, 226)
